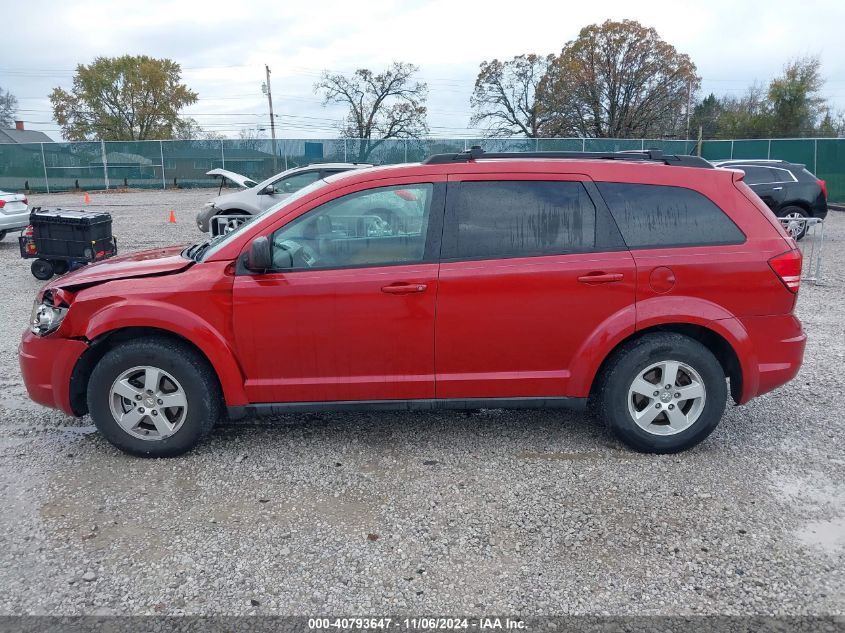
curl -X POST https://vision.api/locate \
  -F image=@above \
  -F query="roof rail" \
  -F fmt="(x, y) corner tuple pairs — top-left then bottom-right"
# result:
(423, 145), (713, 168)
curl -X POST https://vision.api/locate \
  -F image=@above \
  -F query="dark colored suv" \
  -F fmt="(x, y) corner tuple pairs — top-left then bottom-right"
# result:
(712, 159), (827, 239)
(19, 149), (806, 457)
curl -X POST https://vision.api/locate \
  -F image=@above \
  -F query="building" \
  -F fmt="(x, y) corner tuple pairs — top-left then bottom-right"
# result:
(0, 121), (54, 144)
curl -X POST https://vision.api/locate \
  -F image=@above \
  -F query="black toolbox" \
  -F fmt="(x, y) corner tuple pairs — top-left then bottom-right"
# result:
(19, 207), (117, 280)
(29, 208), (114, 259)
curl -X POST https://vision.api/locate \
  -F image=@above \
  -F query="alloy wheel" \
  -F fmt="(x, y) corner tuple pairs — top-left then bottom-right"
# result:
(109, 365), (188, 440)
(627, 360), (707, 436)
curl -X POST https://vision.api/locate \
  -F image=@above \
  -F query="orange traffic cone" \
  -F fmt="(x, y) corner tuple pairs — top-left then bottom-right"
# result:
(168, 210), (176, 224)
(83, 192), (91, 204)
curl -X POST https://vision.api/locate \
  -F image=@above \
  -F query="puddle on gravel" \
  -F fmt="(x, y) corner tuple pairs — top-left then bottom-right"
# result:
(773, 473), (845, 555)
(796, 516), (845, 553)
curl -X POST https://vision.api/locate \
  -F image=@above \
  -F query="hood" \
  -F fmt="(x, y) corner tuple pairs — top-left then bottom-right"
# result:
(206, 168), (257, 189)
(49, 246), (193, 291)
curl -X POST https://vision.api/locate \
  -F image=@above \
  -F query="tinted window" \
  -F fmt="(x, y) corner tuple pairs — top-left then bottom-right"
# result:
(596, 183), (745, 249)
(271, 184), (433, 270)
(734, 166), (776, 185)
(446, 181), (596, 260)
(768, 167), (796, 182)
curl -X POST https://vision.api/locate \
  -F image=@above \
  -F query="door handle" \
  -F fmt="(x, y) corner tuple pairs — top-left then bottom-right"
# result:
(772, 186), (783, 191)
(577, 272), (624, 285)
(381, 282), (428, 294)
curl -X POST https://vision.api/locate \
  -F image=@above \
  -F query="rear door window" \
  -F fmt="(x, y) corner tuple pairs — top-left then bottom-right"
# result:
(442, 180), (597, 260)
(596, 183), (745, 249)
(733, 166), (776, 185)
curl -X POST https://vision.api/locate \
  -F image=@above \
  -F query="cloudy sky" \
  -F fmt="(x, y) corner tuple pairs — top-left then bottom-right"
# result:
(2, 0), (844, 141)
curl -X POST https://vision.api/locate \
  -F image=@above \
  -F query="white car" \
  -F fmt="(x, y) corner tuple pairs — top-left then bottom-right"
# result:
(0, 190), (29, 240)
(197, 163), (372, 234)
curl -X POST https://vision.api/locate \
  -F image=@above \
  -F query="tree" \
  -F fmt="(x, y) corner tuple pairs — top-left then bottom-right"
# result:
(712, 84), (771, 138)
(689, 93), (723, 139)
(767, 56), (826, 137)
(174, 117), (224, 141)
(541, 19), (700, 138)
(50, 55), (198, 141)
(315, 62), (428, 161)
(817, 110), (845, 137)
(470, 54), (565, 137)
(0, 85), (17, 128)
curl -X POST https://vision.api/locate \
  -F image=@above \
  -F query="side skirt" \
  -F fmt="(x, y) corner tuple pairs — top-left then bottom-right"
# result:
(227, 397), (588, 420)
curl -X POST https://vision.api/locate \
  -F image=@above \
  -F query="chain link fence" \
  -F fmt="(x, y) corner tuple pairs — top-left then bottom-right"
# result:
(0, 137), (842, 200)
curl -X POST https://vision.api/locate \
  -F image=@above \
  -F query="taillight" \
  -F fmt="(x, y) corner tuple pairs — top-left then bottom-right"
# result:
(0, 200), (5, 209)
(22, 196), (28, 205)
(24, 225), (33, 237)
(817, 179), (827, 199)
(768, 249), (802, 293)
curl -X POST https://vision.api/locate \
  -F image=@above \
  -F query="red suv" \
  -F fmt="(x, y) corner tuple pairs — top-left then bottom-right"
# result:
(19, 149), (806, 457)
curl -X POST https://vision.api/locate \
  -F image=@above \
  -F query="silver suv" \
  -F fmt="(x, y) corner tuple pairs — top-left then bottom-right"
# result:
(196, 163), (372, 234)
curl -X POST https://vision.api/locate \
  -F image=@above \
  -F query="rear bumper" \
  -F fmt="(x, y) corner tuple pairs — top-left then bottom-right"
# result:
(0, 213), (29, 232)
(18, 331), (88, 416)
(737, 314), (806, 403)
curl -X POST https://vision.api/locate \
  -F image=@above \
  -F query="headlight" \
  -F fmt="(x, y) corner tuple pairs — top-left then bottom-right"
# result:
(30, 300), (68, 336)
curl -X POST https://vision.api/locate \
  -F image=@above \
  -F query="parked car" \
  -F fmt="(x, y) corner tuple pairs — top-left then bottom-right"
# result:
(20, 148), (806, 457)
(0, 190), (29, 241)
(712, 159), (827, 239)
(196, 163), (372, 234)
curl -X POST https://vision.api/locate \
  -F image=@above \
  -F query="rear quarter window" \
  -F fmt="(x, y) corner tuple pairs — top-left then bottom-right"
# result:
(596, 182), (746, 249)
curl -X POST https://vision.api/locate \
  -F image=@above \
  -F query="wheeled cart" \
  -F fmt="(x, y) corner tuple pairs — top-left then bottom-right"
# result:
(18, 207), (117, 280)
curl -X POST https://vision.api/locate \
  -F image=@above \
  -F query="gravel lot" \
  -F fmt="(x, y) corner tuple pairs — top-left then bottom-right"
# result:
(0, 188), (842, 616)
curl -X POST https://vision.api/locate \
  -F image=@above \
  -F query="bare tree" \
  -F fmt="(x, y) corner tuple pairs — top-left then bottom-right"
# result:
(470, 54), (567, 137)
(0, 85), (17, 128)
(315, 62), (428, 161)
(541, 20), (700, 138)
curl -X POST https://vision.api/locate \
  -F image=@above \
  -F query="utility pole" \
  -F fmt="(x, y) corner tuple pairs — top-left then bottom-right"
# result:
(685, 79), (692, 141)
(263, 64), (278, 172)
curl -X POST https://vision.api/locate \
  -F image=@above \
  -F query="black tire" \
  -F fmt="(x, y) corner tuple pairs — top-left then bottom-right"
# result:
(0, 230), (6, 241)
(31, 258), (54, 280)
(777, 205), (809, 241)
(87, 337), (222, 457)
(593, 333), (727, 453)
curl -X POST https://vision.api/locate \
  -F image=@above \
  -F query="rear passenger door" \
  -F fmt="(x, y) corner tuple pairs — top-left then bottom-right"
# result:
(434, 175), (636, 400)
(732, 166), (786, 210)
(595, 182), (749, 316)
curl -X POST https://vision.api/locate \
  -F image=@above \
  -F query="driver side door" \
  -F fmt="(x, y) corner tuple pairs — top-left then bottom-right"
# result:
(232, 178), (446, 404)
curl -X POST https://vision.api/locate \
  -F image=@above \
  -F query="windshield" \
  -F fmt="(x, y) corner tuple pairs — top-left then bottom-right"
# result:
(197, 178), (329, 261)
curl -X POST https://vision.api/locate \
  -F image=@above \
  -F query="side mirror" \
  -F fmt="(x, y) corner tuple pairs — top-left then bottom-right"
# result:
(245, 236), (272, 272)
(258, 185), (274, 196)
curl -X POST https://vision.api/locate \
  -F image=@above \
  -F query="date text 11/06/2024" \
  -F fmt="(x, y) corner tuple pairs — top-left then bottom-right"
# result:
(307, 617), (527, 630)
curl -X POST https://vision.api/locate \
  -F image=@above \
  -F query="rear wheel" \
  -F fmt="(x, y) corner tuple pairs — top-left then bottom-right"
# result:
(31, 259), (54, 280)
(87, 337), (221, 457)
(594, 333), (727, 453)
(0, 230), (6, 241)
(777, 205), (809, 241)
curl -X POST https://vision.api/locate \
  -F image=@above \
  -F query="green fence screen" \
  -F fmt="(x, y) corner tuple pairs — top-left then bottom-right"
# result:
(1, 137), (843, 201)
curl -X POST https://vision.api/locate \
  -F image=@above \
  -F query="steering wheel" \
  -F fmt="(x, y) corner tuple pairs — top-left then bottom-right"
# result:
(274, 238), (320, 269)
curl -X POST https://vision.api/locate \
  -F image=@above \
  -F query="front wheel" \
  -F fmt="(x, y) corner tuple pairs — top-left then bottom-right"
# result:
(87, 337), (222, 457)
(594, 333), (727, 453)
(0, 230), (6, 241)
